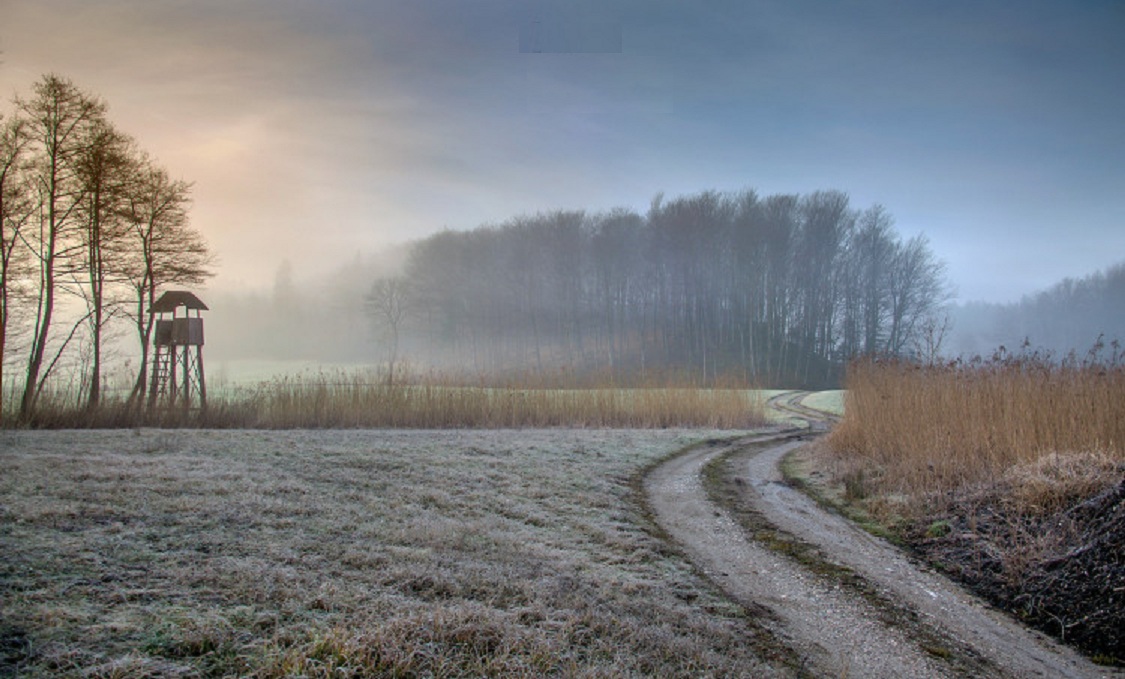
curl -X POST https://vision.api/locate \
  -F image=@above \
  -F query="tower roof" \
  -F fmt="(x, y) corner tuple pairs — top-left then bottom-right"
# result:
(150, 290), (209, 314)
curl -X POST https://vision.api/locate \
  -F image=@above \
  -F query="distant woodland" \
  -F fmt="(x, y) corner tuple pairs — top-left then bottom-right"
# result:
(401, 191), (951, 387)
(214, 190), (950, 388)
(949, 262), (1125, 360)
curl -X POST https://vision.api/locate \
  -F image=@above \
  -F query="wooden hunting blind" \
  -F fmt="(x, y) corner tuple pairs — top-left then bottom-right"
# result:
(148, 290), (208, 412)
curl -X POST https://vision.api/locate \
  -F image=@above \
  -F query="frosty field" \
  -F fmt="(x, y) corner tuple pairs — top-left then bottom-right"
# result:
(0, 428), (786, 677)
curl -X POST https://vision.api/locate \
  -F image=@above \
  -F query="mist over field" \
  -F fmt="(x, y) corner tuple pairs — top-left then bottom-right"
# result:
(198, 188), (957, 390)
(3, 0), (1124, 405)
(201, 233), (1125, 390)
(946, 262), (1125, 360)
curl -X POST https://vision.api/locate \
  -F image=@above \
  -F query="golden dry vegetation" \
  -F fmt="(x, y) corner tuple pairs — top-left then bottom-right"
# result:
(828, 356), (1124, 505)
(7, 368), (766, 430)
(822, 353), (1125, 662)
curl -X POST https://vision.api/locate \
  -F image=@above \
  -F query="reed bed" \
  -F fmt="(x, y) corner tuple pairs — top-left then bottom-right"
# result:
(825, 354), (1125, 661)
(244, 370), (764, 429)
(3, 368), (765, 429)
(828, 355), (1125, 504)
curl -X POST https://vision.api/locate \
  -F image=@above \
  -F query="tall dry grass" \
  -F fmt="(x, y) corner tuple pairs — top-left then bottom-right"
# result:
(4, 367), (765, 429)
(828, 353), (1125, 502)
(824, 350), (1125, 661)
(244, 369), (763, 429)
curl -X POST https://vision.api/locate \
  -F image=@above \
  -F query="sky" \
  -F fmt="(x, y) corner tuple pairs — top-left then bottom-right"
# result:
(2, 0), (1123, 303)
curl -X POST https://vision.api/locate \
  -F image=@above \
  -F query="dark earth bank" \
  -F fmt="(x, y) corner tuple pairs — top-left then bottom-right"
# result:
(905, 478), (1124, 665)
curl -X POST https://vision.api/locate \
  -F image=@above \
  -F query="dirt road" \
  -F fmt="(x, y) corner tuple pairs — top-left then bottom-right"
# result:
(644, 392), (1119, 678)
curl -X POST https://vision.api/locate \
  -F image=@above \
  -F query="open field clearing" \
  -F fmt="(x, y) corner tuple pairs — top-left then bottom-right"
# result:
(0, 428), (791, 677)
(792, 390), (844, 418)
(820, 359), (1125, 663)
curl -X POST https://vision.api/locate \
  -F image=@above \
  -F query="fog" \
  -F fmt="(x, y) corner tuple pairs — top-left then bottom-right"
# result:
(205, 247), (409, 369)
(3, 192), (1117, 401)
(4, 1), (1125, 398)
(4, 1), (1125, 305)
(947, 262), (1125, 361)
(203, 233), (1125, 387)
(200, 187), (937, 388)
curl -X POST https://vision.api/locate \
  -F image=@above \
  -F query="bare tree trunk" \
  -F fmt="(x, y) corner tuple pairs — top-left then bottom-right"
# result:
(22, 224), (58, 416)
(17, 75), (106, 419)
(1, 115), (34, 424)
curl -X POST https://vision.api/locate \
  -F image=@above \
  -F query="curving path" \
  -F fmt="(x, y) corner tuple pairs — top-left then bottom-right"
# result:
(644, 392), (1120, 678)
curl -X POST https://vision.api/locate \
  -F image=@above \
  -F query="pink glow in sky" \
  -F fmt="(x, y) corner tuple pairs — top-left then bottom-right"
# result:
(4, 0), (1124, 302)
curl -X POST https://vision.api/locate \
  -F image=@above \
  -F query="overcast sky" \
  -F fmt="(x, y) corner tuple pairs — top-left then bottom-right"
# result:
(3, 0), (1123, 303)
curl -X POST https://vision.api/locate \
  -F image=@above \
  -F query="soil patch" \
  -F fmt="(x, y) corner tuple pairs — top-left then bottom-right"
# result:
(905, 478), (1125, 664)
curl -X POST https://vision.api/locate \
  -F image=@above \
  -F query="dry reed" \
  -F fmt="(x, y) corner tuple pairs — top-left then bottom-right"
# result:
(823, 352), (1125, 661)
(828, 354), (1125, 503)
(4, 367), (766, 429)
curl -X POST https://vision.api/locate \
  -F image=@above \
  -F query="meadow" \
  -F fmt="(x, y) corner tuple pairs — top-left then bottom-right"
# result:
(0, 428), (790, 677)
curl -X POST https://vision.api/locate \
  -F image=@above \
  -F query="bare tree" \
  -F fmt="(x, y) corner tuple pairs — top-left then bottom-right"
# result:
(74, 119), (134, 409)
(794, 190), (853, 383)
(366, 277), (409, 385)
(886, 235), (949, 355)
(15, 74), (106, 417)
(0, 113), (35, 422)
(589, 208), (643, 372)
(912, 311), (952, 365)
(0, 75), (211, 417)
(854, 205), (895, 355)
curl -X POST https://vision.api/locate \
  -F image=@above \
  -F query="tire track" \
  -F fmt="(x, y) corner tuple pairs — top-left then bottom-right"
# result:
(646, 431), (952, 677)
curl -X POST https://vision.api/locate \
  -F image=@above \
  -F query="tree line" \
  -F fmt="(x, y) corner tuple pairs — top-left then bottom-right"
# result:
(376, 189), (949, 387)
(1, 74), (212, 422)
(949, 261), (1125, 360)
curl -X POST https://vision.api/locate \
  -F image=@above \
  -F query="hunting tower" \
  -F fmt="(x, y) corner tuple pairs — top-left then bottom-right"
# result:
(148, 291), (208, 412)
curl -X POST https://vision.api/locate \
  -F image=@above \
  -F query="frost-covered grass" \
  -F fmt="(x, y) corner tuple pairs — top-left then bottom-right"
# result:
(755, 390), (793, 425)
(798, 390), (845, 417)
(0, 429), (786, 677)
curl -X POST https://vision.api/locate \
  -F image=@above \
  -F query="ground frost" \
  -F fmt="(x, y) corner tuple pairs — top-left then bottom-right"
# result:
(1, 428), (786, 678)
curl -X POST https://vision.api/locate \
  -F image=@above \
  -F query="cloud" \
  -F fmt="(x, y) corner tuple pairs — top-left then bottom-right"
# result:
(3, 0), (1124, 301)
